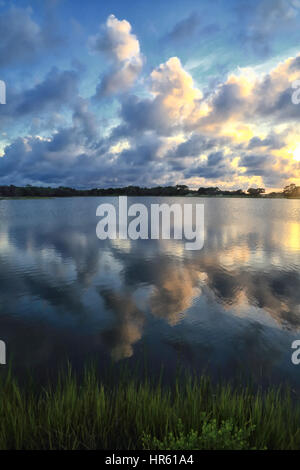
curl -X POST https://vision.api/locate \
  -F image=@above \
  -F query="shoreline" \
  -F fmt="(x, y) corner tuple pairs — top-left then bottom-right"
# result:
(0, 195), (299, 200)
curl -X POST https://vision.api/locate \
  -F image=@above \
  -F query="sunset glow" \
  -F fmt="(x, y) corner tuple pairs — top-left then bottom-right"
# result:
(0, 1), (299, 190)
(293, 144), (300, 162)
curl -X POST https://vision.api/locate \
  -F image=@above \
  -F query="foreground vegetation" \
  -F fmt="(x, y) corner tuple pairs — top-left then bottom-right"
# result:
(0, 365), (299, 450)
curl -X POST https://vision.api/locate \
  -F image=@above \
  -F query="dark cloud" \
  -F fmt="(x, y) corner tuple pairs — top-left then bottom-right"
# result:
(0, 93), (103, 187)
(238, 153), (276, 177)
(163, 12), (201, 42)
(17, 68), (79, 115)
(236, 0), (300, 57)
(0, 67), (80, 131)
(184, 150), (235, 180)
(247, 134), (286, 150)
(95, 59), (143, 97)
(253, 71), (300, 122)
(118, 135), (161, 165)
(168, 134), (221, 159)
(0, 5), (62, 67)
(207, 151), (224, 166)
(162, 12), (219, 44)
(240, 154), (270, 168)
(203, 82), (245, 125)
(289, 55), (300, 71)
(116, 95), (171, 136)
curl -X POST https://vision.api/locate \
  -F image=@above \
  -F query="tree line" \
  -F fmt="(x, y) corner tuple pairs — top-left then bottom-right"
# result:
(0, 183), (299, 198)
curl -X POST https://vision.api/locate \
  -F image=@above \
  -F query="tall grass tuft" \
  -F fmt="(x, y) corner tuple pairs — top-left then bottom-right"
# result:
(0, 364), (299, 450)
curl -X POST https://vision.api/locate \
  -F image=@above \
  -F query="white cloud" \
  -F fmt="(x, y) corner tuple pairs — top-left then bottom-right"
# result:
(89, 14), (143, 96)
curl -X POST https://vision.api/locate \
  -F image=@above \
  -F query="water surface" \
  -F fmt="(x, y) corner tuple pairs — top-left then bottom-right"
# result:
(0, 197), (299, 385)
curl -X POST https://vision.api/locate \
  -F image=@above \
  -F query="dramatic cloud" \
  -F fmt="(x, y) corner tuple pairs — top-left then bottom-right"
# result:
(0, 5), (299, 190)
(113, 57), (207, 138)
(89, 14), (143, 97)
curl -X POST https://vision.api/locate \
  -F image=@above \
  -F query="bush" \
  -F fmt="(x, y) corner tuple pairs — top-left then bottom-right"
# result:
(142, 417), (256, 450)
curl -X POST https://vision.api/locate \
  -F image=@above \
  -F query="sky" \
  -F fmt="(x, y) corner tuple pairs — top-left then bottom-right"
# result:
(0, 0), (299, 190)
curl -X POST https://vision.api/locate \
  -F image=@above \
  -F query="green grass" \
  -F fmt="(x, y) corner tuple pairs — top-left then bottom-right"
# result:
(0, 364), (299, 450)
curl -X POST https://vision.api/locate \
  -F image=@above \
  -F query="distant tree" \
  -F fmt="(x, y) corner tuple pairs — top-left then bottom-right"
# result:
(283, 184), (297, 195)
(198, 187), (221, 195)
(232, 189), (245, 195)
(176, 184), (189, 195)
(247, 187), (265, 196)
